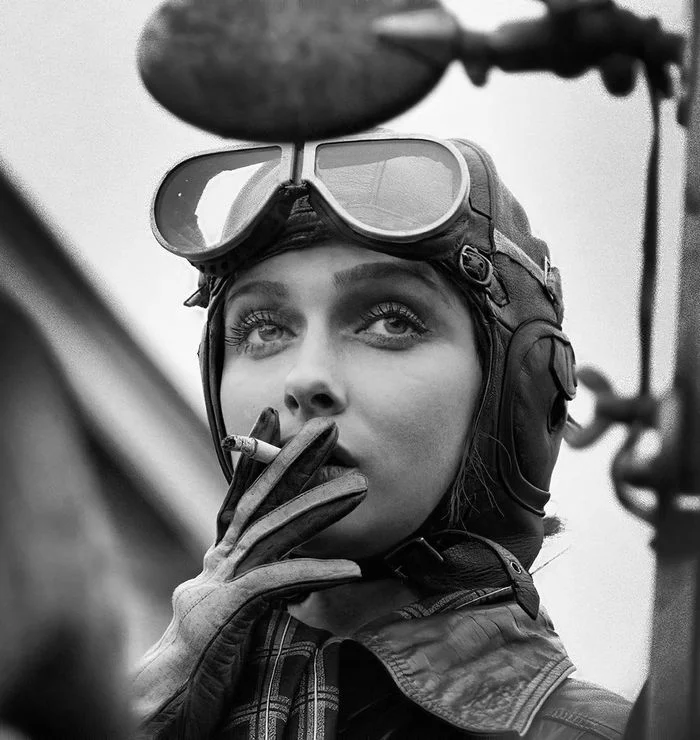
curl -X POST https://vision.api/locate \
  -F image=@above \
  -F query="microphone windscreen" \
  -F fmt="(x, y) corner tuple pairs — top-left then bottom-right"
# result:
(137, 0), (449, 141)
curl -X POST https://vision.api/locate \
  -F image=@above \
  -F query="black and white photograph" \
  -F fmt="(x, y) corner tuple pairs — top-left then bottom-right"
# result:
(0, 1), (692, 737)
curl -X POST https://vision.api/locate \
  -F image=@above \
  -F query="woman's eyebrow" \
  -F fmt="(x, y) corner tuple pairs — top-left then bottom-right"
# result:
(332, 261), (454, 305)
(225, 279), (289, 306)
(225, 262), (455, 306)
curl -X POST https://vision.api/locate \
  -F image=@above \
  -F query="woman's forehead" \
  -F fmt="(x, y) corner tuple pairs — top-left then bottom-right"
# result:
(237, 241), (399, 276)
(227, 241), (449, 299)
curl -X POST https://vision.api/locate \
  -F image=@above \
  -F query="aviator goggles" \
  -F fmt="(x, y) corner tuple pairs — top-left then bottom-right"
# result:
(151, 133), (471, 273)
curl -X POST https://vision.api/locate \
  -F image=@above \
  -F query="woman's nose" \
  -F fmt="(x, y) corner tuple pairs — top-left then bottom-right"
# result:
(283, 338), (347, 419)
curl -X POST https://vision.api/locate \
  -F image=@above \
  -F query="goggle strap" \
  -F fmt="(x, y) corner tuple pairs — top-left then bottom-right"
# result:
(203, 279), (234, 481)
(493, 229), (549, 293)
(183, 285), (210, 308)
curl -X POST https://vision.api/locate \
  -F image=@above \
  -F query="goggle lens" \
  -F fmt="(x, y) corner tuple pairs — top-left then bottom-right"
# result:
(314, 139), (463, 235)
(153, 146), (283, 257)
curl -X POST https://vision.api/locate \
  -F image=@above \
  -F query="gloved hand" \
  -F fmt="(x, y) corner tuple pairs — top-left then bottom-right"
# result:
(132, 410), (367, 739)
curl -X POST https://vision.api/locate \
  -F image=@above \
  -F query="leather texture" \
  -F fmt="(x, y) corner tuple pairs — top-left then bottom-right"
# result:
(528, 680), (632, 740)
(132, 416), (367, 739)
(424, 140), (576, 570)
(383, 530), (540, 619)
(351, 590), (629, 738)
(141, 585), (630, 738)
(354, 591), (577, 736)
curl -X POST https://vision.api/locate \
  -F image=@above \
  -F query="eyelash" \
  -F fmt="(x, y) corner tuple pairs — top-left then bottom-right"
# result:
(224, 302), (429, 353)
(358, 302), (428, 341)
(224, 309), (287, 352)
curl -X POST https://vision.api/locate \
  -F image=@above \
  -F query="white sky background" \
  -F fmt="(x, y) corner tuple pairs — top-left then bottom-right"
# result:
(0, 0), (690, 699)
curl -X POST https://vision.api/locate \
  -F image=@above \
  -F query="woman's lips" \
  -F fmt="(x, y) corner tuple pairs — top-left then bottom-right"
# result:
(277, 438), (359, 487)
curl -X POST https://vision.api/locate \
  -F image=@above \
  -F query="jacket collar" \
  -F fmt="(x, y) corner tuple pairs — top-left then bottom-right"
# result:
(352, 587), (575, 737)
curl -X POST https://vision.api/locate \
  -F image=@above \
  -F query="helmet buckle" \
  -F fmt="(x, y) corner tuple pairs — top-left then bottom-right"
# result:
(459, 244), (493, 288)
(384, 536), (445, 580)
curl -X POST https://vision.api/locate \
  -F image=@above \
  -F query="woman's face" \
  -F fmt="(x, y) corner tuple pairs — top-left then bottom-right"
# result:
(220, 242), (481, 558)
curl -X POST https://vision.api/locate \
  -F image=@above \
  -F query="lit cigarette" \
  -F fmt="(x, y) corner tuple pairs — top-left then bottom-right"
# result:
(221, 434), (281, 463)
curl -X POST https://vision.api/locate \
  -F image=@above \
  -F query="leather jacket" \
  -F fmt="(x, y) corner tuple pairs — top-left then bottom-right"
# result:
(343, 587), (632, 738)
(216, 586), (631, 739)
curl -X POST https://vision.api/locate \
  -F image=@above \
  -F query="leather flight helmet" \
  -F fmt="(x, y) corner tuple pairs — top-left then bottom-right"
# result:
(428, 139), (577, 570)
(195, 137), (577, 572)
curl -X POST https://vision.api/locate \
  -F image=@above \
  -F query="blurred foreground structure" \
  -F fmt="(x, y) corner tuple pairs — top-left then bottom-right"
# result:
(0, 164), (225, 661)
(0, 294), (128, 737)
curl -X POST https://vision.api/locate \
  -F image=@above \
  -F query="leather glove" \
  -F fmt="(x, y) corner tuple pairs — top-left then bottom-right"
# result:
(132, 410), (367, 739)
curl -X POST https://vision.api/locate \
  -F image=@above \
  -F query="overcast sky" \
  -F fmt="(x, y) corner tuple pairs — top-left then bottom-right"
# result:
(0, 0), (689, 698)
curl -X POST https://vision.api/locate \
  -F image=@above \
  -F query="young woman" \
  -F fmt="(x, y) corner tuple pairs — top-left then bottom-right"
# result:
(133, 133), (631, 738)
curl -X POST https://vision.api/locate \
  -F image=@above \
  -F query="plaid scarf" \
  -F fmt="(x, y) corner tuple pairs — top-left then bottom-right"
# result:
(216, 609), (339, 739)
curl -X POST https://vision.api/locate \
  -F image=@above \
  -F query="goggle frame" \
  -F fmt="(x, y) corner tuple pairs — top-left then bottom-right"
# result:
(150, 132), (471, 265)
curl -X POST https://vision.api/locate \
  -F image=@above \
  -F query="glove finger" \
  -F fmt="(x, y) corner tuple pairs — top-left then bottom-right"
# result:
(229, 471), (367, 574)
(237, 406), (282, 491)
(216, 407), (280, 544)
(188, 560), (360, 693)
(226, 416), (339, 541)
(235, 557), (362, 599)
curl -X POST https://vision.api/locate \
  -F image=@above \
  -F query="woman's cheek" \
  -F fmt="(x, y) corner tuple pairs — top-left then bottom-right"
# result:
(366, 349), (471, 431)
(363, 352), (474, 478)
(220, 365), (282, 434)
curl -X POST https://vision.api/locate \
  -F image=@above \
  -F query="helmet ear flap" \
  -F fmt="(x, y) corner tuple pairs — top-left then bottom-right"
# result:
(497, 322), (577, 514)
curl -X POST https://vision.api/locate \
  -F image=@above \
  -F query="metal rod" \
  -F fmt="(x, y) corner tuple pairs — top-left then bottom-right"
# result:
(646, 3), (700, 735)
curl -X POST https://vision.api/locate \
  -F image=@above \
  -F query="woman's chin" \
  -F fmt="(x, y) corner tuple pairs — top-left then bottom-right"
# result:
(293, 472), (419, 559)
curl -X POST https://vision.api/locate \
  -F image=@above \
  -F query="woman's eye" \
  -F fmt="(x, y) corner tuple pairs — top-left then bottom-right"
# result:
(252, 324), (285, 342)
(365, 316), (414, 336)
(358, 303), (428, 344)
(225, 310), (293, 353)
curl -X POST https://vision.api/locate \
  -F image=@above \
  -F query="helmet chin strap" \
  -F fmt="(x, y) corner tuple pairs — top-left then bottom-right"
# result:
(200, 275), (235, 483)
(356, 526), (540, 620)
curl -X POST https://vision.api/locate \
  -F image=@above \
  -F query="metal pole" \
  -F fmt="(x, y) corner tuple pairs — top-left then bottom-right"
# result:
(646, 4), (700, 735)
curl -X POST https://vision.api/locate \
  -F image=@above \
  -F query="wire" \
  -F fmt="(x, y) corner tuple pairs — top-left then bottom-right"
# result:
(638, 72), (662, 397)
